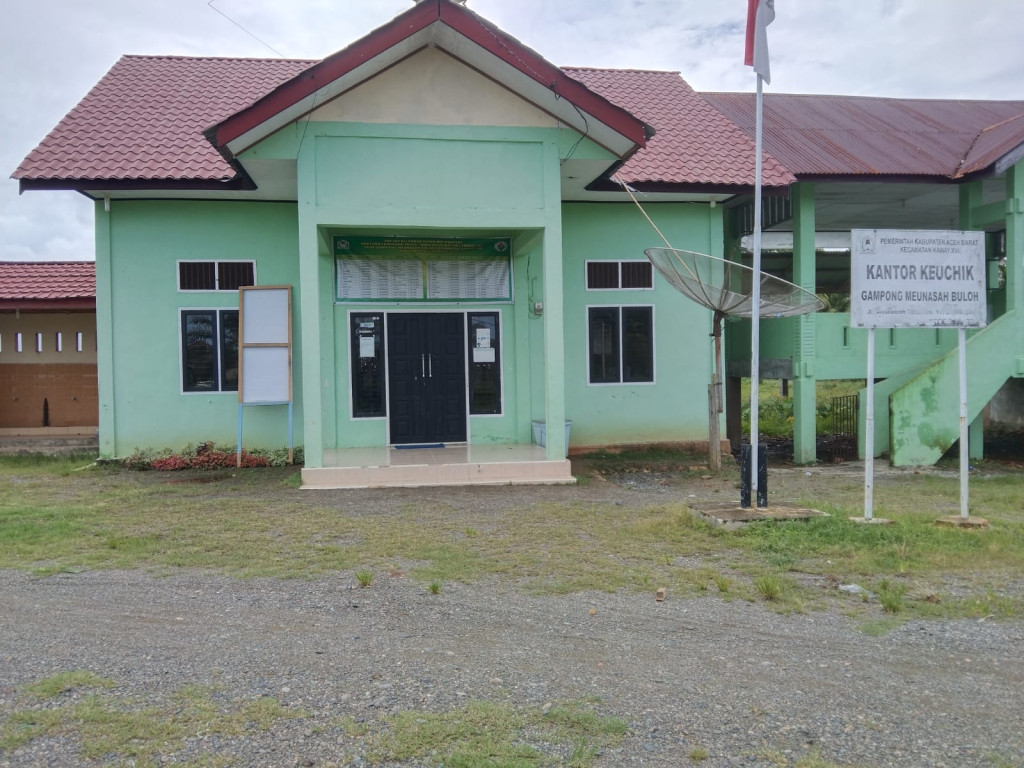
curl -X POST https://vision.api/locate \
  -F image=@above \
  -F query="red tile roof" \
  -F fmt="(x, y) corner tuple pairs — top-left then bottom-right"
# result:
(14, 56), (793, 192)
(702, 92), (1024, 179)
(0, 262), (95, 308)
(14, 37), (1024, 192)
(566, 68), (794, 188)
(14, 56), (311, 184)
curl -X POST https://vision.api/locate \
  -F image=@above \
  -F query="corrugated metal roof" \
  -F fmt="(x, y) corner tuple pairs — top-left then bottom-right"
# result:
(13, 56), (312, 183)
(702, 92), (1024, 178)
(0, 261), (95, 301)
(565, 68), (794, 188)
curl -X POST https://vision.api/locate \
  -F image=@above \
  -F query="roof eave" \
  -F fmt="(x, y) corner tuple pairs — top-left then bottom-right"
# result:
(18, 176), (255, 194)
(0, 299), (95, 311)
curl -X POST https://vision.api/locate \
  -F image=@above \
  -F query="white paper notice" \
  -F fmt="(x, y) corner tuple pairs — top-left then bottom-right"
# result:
(473, 347), (496, 363)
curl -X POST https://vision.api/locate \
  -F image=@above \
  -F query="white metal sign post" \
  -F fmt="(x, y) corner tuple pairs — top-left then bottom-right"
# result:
(850, 229), (986, 520)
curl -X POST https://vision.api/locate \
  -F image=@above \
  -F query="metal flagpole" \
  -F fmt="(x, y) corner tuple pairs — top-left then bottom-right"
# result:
(864, 327), (875, 520)
(958, 327), (969, 518)
(750, 73), (764, 498)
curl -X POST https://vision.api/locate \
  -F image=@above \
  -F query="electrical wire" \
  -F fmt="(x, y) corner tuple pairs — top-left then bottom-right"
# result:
(207, 1), (286, 58)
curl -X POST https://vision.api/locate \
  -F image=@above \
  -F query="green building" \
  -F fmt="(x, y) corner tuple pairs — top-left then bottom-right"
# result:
(14, 1), (1024, 486)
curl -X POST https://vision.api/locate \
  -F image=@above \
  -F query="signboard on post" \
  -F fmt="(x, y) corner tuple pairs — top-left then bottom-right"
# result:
(850, 229), (986, 523)
(851, 229), (986, 329)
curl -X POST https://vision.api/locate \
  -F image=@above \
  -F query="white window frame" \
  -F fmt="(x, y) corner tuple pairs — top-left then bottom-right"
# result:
(177, 259), (257, 292)
(585, 259), (655, 291)
(585, 304), (656, 386)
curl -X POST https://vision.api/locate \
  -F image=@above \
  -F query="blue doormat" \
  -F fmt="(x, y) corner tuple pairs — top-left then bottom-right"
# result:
(394, 443), (445, 449)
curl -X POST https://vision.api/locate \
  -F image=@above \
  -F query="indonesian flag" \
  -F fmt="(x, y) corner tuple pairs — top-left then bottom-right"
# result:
(744, 0), (775, 83)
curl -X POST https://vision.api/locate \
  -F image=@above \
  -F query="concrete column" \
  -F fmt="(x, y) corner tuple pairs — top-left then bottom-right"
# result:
(297, 142), (324, 468)
(791, 182), (817, 464)
(1007, 161), (1024, 315)
(94, 200), (117, 458)
(541, 142), (565, 459)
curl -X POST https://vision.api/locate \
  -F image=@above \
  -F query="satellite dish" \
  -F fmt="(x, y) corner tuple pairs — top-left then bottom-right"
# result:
(643, 247), (824, 319)
(643, 247), (824, 472)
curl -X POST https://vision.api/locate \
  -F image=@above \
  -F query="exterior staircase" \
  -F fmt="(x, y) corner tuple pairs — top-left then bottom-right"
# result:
(887, 310), (1023, 465)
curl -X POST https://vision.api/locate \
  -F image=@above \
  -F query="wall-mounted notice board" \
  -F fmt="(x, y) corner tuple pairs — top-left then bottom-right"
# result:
(239, 285), (292, 403)
(237, 285), (293, 465)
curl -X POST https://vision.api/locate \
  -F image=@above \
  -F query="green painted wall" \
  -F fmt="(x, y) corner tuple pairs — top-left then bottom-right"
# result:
(290, 123), (589, 454)
(96, 123), (728, 458)
(560, 203), (718, 447)
(728, 314), (959, 380)
(100, 200), (302, 457)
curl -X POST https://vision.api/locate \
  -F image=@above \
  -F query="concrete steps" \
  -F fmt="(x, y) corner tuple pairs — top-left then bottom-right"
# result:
(0, 429), (99, 455)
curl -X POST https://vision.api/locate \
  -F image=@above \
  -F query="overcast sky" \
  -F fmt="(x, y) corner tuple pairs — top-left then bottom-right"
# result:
(3, 0), (1023, 262)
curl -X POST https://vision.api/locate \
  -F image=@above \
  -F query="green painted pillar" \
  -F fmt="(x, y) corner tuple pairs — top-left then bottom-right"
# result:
(1007, 161), (1024, 316)
(541, 142), (566, 459)
(297, 143), (324, 468)
(791, 183), (817, 464)
(94, 200), (117, 458)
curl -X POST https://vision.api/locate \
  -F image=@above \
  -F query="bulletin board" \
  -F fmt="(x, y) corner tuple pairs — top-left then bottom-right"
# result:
(238, 285), (292, 403)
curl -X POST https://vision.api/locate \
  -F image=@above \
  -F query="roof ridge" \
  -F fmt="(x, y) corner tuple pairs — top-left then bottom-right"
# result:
(955, 111), (1024, 178)
(977, 110), (1024, 134)
(563, 66), (681, 75)
(703, 90), (1024, 107)
(0, 260), (94, 266)
(120, 53), (318, 64)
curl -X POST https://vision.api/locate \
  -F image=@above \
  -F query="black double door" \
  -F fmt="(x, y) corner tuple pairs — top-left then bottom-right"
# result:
(387, 313), (466, 445)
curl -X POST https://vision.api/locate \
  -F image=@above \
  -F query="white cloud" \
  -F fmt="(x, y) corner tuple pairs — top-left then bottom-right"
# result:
(3, 0), (1023, 261)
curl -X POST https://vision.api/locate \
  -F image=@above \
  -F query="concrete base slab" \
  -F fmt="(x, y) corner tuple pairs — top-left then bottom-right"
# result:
(935, 515), (990, 529)
(303, 444), (575, 489)
(690, 502), (827, 529)
(849, 516), (894, 525)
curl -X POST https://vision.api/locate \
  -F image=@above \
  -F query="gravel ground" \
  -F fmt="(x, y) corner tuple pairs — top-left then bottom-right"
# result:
(1, 464), (1023, 767)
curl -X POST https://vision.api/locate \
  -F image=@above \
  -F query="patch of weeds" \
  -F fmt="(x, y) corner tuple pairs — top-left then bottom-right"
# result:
(1, 674), (305, 762)
(22, 670), (115, 700)
(755, 748), (788, 766)
(963, 588), (1019, 619)
(877, 578), (907, 614)
(429, 581), (442, 594)
(365, 699), (626, 767)
(688, 745), (710, 761)
(755, 574), (787, 601)
(794, 750), (849, 768)
(355, 570), (374, 588)
(856, 618), (905, 636)
(984, 753), (1018, 768)
(713, 573), (732, 593)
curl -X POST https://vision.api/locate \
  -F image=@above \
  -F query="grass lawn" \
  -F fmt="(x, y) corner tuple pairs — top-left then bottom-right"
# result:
(1, 451), (1022, 622)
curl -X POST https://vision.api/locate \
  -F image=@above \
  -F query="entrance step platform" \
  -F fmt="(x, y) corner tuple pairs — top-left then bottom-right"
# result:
(303, 443), (575, 489)
(0, 428), (99, 455)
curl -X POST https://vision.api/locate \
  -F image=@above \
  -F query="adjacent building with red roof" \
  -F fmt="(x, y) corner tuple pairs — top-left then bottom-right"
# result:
(11, 0), (1024, 477)
(0, 262), (97, 431)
